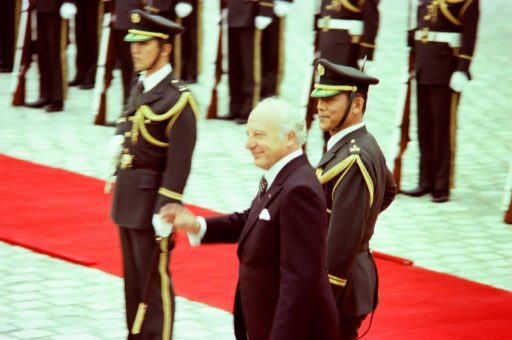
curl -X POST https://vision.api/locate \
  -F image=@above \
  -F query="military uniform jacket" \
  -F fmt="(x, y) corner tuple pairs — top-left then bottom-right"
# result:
(414, 0), (479, 84)
(111, 72), (198, 229)
(316, 126), (396, 316)
(114, 0), (174, 30)
(36, 0), (65, 12)
(226, 0), (274, 28)
(204, 155), (338, 340)
(318, 0), (379, 63)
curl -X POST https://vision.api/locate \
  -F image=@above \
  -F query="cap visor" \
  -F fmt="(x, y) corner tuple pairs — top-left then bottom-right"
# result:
(310, 88), (343, 98)
(124, 33), (154, 42)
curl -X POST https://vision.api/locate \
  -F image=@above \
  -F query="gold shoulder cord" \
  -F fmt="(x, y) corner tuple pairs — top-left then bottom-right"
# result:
(131, 92), (200, 147)
(439, 0), (462, 25)
(341, 0), (362, 13)
(317, 154), (375, 208)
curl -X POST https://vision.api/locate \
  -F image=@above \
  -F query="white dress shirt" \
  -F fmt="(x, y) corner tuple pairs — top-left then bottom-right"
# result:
(138, 63), (172, 92)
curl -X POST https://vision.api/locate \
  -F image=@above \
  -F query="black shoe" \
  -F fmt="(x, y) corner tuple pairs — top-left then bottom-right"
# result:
(235, 118), (248, 125)
(44, 101), (63, 112)
(68, 77), (84, 86)
(401, 187), (431, 197)
(214, 113), (238, 121)
(79, 82), (94, 90)
(25, 98), (49, 108)
(432, 190), (450, 203)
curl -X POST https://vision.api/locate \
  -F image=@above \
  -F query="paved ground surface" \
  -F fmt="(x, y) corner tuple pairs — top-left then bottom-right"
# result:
(0, 0), (511, 339)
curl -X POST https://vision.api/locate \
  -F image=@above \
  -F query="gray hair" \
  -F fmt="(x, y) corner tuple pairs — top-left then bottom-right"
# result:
(252, 98), (308, 146)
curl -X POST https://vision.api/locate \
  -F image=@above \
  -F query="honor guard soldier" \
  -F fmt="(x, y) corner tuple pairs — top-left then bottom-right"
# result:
(0, 0), (17, 72)
(25, 0), (76, 112)
(111, 0), (174, 104)
(307, 0), (380, 145)
(109, 9), (198, 339)
(402, 0), (479, 203)
(216, 0), (275, 124)
(171, 0), (201, 83)
(68, 0), (101, 89)
(312, 59), (397, 339)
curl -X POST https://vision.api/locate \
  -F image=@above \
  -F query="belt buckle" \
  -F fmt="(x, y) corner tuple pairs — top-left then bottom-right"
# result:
(120, 153), (133, 169)
(421, 27), (429, 43)
(320, 16), (330, 32)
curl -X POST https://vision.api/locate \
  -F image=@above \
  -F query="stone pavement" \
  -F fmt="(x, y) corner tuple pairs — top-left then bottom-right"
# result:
(0, 0), (511, 339)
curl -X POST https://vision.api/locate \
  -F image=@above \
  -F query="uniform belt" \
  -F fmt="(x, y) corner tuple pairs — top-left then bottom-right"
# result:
(317, 17), (364, 35)
(414, 30), (461, 48)
(119, 153), (162, 172)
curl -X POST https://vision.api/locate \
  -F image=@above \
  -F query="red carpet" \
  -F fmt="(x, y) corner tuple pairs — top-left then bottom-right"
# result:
(1, 154), (511, 339)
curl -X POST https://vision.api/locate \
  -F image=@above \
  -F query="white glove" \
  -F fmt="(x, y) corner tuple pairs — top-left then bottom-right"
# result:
(152, 214), (173, 237)
(274, 1), (292, 17)
(60, 2), (77, 19)
(449, 71), (469, 93)
(255, 16), (272, 30)
(175, 2), (193, 18)
(108, 135), (124, 159)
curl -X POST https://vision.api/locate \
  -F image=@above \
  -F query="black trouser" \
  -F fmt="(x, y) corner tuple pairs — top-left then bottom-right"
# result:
(119, 226), (175, 340)
(339, 314), (367, 340)
(0, 0), (16, 69)
(36, 11), (64, 102)
(74, 0), (99, 84)
(416, 83), (454, 192)
(260, 17), (282, 99)
(228, 26), (257, 119)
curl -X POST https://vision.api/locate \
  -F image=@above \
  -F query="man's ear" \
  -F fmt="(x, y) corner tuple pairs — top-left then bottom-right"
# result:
(162, 43), (172, 57)
(352, 96), (365, 115)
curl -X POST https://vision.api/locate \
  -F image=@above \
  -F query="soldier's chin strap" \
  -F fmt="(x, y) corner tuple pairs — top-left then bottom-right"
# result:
(330, 91), (356, 135)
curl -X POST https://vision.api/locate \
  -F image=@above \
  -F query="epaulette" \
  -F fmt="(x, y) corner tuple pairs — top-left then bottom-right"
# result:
(316, 139), (375, 207)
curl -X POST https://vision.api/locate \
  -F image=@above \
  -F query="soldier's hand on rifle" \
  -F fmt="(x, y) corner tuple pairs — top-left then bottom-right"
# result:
(152, 214), (173, 238)
(175, 2), (193, 18)
(59, 2), (77, 19)
(449, 71), (469, 93)
(255, 16), (272, 30)
(274, 1), (292, 17)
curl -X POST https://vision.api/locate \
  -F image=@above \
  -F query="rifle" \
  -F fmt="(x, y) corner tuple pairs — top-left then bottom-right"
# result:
(504, 161), (512, 224)
(11, 3), (32, 106)
(93, 1), (115, 125)
(206, 1), (226, 119)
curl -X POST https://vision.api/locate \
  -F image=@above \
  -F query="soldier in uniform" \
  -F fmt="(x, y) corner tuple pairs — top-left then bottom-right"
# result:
(0, 0), (17, 73)
(402, 0), (479, 203)
(68, 0), (101, 89)
(307, 0), (380, 145)
(25, 0), (73, 112)
(109, 9), (198, 339)
(312, 59), (397, 339)
(110, 0), (174, 104)
(216, 0), (274, 124)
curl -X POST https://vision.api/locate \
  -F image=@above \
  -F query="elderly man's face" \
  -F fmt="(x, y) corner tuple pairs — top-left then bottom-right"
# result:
(245, 110), (288, 170)
(316, 93), (352, 132)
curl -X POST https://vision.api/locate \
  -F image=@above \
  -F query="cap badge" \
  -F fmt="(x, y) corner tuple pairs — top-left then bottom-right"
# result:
(131, 12), (141, 23)
(317, 63), (325, 76)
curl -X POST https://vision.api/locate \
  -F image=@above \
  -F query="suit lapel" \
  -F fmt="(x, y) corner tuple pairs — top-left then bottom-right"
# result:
(238, 155), (308, 247)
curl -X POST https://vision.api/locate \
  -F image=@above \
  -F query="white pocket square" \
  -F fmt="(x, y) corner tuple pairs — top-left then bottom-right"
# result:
(258, 209), (271, 221)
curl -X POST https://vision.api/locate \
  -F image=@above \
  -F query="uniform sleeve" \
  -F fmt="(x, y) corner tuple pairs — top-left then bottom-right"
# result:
(456, 0), (479, 76)
(381, 167), (397, 212)
(269, 185), (326, 340)
(359, 0), (380, 60)
(154, 102), (197, 212)
(326, 164), (370, 299)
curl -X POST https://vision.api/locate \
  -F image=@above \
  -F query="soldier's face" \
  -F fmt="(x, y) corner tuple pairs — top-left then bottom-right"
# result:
(130, 39), (161, 72)
(317, 93), (350, 132)
(245, 110), (289, 170)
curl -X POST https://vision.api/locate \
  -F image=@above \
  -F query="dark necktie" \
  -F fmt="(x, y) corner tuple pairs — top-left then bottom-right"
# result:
(258, 176), (268, 199)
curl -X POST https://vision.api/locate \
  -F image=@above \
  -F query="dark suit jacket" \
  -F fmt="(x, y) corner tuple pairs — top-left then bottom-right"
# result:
(316, 126), (396, 317)
(111, 72), (197, 229)
(414, 0), (479, 84)
(204, 154), (338, 340)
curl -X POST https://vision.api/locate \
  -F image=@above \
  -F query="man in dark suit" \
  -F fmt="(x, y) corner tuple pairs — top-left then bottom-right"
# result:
(161, 98), (339, 340)
(402, 0), (479, 203)
(311, 59), (397, 339)
(307, 0), (380, 144)
(25, 0), (73, 112)
(0, 0), (17, 73)
(109, 10), (198, 339)
(216, 0), (274, 124)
